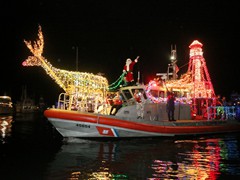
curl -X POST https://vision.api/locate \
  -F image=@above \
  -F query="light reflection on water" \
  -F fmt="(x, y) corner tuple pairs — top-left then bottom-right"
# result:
(0, 115), (13, 142)
(175, 137), (240, 179)
(44, 135), (240, 180)
(0, 114), (240, 179)
(150, 137), (240, 180)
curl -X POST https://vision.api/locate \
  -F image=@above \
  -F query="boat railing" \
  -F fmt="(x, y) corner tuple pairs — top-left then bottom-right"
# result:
(57, 92), (88, 111)
(207, 106), (237, 120)
(56, 92), (110, 114)
(57, 93), (70, 110)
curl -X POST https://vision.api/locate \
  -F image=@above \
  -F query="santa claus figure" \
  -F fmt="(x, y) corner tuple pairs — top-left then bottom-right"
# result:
(123, 56), (139, 86)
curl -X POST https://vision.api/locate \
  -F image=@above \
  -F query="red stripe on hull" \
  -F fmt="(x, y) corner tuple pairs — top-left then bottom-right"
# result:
(44, 109), (98, 123)
(44, 109), (240, 135)
(98, 117), (240, 134)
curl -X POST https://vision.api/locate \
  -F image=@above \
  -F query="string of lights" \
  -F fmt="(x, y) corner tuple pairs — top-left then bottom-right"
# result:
(22, 25), (109, 110)
(108, 72), (126, 91)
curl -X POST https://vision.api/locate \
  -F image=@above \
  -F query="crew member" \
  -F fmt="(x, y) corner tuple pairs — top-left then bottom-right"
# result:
(134, 89), (145, 119)
(166, 91), (176, 121)
(109, 92), (123, 115)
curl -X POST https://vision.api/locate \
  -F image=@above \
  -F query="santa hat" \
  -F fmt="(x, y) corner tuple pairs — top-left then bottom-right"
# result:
(126, 58), (132, 63)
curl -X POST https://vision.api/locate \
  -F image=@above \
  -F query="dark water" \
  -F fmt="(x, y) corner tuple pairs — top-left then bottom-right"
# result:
(1, 113), (240, 180)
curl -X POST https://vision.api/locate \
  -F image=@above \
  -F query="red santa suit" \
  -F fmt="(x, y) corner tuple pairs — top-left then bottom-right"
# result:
(123, 57), (138, 83)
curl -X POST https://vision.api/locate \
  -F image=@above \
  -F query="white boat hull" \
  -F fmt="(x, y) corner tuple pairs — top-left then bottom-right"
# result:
(45, 108), (240, 139)
(48, 117), (175, 138)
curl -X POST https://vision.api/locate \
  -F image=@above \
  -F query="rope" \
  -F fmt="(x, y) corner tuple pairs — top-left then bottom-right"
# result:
(108, 72), (126, 91)
(178, 62), (189, 69)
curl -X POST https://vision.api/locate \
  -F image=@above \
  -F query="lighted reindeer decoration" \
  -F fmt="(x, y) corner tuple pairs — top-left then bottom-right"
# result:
(22, 25), (109, 113)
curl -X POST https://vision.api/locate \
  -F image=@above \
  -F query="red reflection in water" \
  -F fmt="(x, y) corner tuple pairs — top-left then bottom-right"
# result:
(151, 138), (223, 179)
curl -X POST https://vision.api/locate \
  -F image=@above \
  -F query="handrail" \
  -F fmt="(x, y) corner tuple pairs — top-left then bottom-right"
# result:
(207, 106), (238, 120)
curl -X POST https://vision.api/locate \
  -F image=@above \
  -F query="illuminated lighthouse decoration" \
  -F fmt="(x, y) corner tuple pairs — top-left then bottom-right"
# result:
(188, 40), (216, 114)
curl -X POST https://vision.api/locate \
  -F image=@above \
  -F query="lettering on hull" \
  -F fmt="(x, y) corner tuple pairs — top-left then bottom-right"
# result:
(76, 124), (90, 128)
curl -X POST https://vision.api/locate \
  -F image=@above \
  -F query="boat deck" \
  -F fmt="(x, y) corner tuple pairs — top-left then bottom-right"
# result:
(161, 119), (233, 126)
(120, 117), (239, 127)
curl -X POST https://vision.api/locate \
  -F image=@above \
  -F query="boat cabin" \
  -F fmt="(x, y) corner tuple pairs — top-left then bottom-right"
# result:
(118, 85), (148, 106)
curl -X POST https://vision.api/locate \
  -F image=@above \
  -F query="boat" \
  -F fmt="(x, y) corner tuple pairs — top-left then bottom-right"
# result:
(22, 26), (240, 139)
(44, 85), (240, 138)
(0, 96), (13, 115)
(15, 85), (39, 113)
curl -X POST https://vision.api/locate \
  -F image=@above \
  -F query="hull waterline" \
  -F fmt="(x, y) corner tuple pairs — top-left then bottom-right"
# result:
(44, 109), (240, 138)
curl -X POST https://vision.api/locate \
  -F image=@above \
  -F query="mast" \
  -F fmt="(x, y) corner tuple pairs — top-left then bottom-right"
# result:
(167, 44), (178, 80)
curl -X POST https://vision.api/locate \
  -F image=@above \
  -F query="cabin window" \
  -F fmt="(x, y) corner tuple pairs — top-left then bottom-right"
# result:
(149, 90), (165, 98)
(131, 89), (147, 100)
(122, 90), (132, 100)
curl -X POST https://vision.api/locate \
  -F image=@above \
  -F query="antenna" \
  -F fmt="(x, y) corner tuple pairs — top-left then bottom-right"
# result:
(167, 44), (178, 80)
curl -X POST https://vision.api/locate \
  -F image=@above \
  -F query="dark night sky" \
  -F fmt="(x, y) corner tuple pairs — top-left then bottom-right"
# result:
(1, 0), (240, 105)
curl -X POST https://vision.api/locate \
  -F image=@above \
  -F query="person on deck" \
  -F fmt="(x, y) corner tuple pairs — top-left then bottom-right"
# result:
(166, 91), (176, 121)
(220, 96), (227, 119)
(216, 94), (223, 106)
(134, 89), (145, 119)
(216, 94), (224, 119)
(109, 92), (123, 115)
(222, 96), (227, 106)
(123, 56), (139, 86)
